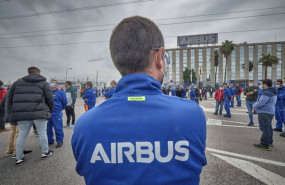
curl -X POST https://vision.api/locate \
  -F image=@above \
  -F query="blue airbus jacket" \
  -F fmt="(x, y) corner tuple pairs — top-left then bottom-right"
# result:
(72, 73), (207, 185)
(104, 88), (115, 98)
(52, 89), (67, 114)
(230, 87), (236, 95)
(258, 89), (263, 97)
(82, 88), (96, 107)
(276, 86), (285, 106)
(253, 87), (277, 115)
(224, 88), (231, 101)
(171, 89), (176, 96)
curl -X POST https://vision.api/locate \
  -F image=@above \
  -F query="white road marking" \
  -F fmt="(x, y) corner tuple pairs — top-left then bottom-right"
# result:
(209, 124), (259, 129)
(207, 119), (222, 125)
(207, 147), (285, 167)
(207, 118), (258, 128)
(212, 153), (285, 185)
(221, 119), (250, 125)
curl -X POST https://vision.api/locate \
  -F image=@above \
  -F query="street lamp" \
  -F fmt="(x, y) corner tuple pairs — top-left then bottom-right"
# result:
(66, 67), (72, 81)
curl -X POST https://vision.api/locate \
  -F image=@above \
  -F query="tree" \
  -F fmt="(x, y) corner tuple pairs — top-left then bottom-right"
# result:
(214, 50), (219, 85)
(220, 40), (235, 84)
(183, 68), (191, 83)
(259, 53), (279, 79)
(191, 68), (197, 82)
(241, 60), (253, 72)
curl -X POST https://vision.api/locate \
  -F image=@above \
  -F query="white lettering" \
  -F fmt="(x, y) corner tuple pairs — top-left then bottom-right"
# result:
(155, 141), (174, 163)
(175, 141), (189, 161)
(117, 142), (135, 163)
(136, 142), (154, 163)
(111, 143), (116, 163)
(90, 143), (111, 163)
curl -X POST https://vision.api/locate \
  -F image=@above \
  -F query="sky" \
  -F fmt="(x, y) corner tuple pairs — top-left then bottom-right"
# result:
(0, 0), (285, 85)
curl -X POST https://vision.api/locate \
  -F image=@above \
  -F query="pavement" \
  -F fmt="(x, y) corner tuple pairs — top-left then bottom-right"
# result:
(0, 96), (285, 185)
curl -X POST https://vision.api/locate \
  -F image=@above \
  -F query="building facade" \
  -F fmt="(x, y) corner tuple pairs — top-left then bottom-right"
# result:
(165, 41), (285, 86)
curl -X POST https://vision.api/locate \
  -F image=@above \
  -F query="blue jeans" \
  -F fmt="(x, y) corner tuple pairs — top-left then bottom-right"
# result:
(195, 97), (199, 104)
(47, 112), (64, 144)
(258, 113), (274, 147)
(236, 95), (241, 106)
(246, 101), (255, 123)
(275, 104), (284, 129)
(16, 119), (49, 160)
(215, 100), (224, 114)
(224, 100), (231, 116)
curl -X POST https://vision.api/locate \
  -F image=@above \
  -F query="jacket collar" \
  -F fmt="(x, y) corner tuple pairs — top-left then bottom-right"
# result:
(113, 73), (162, 97)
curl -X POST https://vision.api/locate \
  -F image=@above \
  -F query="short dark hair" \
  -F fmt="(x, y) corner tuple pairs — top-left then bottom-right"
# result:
(28, 66), (41, 74)
(249, 80), (254, 82)
(86, 81), (93, 87)
(276, 79), (283, 84)
(110, 16), (164, 76)
(65, 81), (72, 86)
(262, 79), (273, 87)
(0, 80), (3, 86)
(50, 79), (58, 84)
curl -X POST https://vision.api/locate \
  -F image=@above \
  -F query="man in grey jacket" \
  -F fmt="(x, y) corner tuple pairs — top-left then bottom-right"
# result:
(253, 79), (277, 151)
(7, 66), (54, 165)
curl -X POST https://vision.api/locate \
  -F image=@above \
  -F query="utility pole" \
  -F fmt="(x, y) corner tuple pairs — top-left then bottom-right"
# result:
(66, 67), (72, 81)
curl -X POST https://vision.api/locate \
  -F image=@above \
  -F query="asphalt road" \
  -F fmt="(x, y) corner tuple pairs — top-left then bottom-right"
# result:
(0, 96), (285, 185)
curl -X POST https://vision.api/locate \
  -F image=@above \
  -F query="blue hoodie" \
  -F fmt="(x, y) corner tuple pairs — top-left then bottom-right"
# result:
(190, 87), (195, 100)
(104, 88), (115, 98)
(276, 86), (285, 106)
(82, 88), (96, 107)
(52, 89), (67, 113)
(72, 73), (207, 185)
(223, 88), (231, 101)
(253, 87), (277, 115)
(230, 86), (236, 95)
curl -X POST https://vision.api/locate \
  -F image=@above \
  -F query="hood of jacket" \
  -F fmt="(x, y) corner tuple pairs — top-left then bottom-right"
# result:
(22, 74), (46, 82)
(262, 87), (277, 97)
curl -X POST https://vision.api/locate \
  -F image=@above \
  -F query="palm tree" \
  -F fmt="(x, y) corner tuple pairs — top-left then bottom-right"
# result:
(259, 53), (279, 79)
(241, 60), (253, 72)
(214, 50), (219, 86)
(220, 40), (235, 84)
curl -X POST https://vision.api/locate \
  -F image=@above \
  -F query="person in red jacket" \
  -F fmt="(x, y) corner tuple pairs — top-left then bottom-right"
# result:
(213, 85), (224, 115)
(236, 84), (242, 107)
(0, 80), (7, 103)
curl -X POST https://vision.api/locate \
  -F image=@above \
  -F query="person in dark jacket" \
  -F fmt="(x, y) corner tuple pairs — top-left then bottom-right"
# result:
(253, 79), (277, 151)
(65, 81), (77, 127)
(195, 86), (200, 104)
(244, 80), (259, 126)
(72, 16), (206, 185)
(223, 85), (232, 118)
(6, 67), (54, 165)
(82, 81), (96, 111)
(274, 79), (285, 135)
(175, 86), (183, 98)
(190, 85), (195, 101)
(47, 79), (67, 148)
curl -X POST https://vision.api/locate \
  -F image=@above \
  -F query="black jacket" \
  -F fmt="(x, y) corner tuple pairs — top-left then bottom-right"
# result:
(7, 74), (54, 122)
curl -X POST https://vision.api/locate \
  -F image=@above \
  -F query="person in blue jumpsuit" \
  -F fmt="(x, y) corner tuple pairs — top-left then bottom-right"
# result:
(190, 85), (195, 101)
(204, 88), (207, 100)
(47, 79), (67, 148)
(82, 81), (96, 111)
(274, 79), (285, 133)
(258, 81), (263, 97)
(102, 88), (105, 96)
(104, 80), (116, 99)
(72, 16), (206, 185)
(171, 88), (176, 96)
(230, 84), (236, 107)
(224, 85), (232, 118)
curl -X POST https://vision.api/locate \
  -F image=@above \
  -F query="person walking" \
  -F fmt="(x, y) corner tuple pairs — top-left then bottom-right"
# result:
(64, 81), (76, 128)
(82, 81), (96, 111)
(244, 80), (259, 126)
(104, 80), (117, 99)
(236, 84), (242, 107)
(204, 87), (207, 100)
(213, 85), (224, 115)
(274, 79), (285, 134)
(223, 85), (232, 118)
(253, 79), (277, 151)
(195, 86), (200, 104)
(210, 87), (213, 98)
(229, 84), (236, 107)
(47, 79), (67, 148)
(72, 16), (207, 185)
(6, 67), (54, 165)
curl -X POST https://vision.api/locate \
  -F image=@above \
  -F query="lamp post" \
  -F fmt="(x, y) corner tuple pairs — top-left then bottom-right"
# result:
(66, 67), (72, 81)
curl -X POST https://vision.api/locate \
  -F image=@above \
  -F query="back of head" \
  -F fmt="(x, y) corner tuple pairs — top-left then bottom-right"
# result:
(110, 16), (164, 76)
(0, 80), (3, 87)
(28, 66), (41, 75)
(86, 81), (93, 88)
(262, 79), (272, 87)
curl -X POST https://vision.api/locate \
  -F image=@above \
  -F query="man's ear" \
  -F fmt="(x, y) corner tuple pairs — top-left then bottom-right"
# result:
(156, 47), (164, 69)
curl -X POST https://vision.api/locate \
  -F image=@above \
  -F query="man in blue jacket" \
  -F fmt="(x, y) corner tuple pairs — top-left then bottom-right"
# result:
(224, 85), (232, 118)
(104, 80), (116, 99)
(82, 81), (96, 111)
(274, 79), (285, 134)
(47, 79), (67, 148)
(190, 85), (195, 101)
(253, 79), (277, 151)
(72, 16), (207, 185)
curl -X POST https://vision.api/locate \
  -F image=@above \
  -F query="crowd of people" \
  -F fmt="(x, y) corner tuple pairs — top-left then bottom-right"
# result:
(0, 67), (117, 165)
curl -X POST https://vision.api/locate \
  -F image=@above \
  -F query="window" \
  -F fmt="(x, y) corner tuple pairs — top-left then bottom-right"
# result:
(277, 44), (282, 79)
(240, 46), (244, 79)
(231, 49), (236, 80)
(206, 48), (211, 81)
(198, 49), (203, 79)
(267, 45), (272, 79)
(258, 45), (263, 80)
(176, 50), (180, 82)
(191, 49), (195, 71)
(183, 50), (187, 69)
(248, 46), (254, 80)
(168, 51), (172, 81)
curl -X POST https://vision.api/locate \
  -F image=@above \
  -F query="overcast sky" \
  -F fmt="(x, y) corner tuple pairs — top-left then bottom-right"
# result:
(0, 0), (285, 85)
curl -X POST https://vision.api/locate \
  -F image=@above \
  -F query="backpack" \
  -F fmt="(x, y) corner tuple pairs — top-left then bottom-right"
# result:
(66, 92), (72, 106)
